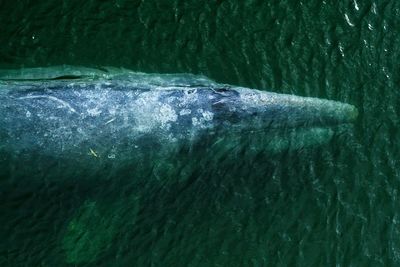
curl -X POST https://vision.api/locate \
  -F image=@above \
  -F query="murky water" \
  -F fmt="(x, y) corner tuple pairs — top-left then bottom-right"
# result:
(1, 0), (399, 266)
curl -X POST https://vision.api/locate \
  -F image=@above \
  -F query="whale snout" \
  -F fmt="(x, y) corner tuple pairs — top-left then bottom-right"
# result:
(225, 88), (359, 152)
(308, 98), (358, 126)
(236, 88), (358, 130)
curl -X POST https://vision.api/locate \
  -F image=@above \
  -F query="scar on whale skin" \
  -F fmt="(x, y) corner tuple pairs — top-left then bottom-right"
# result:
(18, 95), (77, 113)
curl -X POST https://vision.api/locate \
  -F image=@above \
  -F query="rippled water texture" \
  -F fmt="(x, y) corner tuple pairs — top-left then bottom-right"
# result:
(1, 0), (400, 266)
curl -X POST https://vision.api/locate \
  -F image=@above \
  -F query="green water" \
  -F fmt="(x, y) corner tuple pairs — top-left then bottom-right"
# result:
(1, 0), (399, 266)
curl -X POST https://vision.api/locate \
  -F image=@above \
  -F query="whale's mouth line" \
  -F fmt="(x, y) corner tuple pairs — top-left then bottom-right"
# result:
(246, 123), (354, 153)
(250, 123), (354, 134)
(227, 116), (357, 135)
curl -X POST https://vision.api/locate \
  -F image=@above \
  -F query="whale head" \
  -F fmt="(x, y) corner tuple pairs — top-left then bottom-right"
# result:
(206, 87), (358, 153)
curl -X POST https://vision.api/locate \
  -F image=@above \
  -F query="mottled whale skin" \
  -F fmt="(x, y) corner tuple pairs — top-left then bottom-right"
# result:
(0, 67), (357, 181)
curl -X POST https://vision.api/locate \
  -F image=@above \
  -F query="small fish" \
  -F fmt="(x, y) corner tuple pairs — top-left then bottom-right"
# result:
(89, 148), (99, 158)
(105, 117), (116, 125)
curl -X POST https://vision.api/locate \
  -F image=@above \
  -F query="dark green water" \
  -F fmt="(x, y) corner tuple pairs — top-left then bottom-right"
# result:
(1, 0), (400, 266)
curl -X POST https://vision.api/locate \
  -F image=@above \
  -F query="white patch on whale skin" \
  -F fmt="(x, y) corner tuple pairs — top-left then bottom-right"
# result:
(202, 111), (213, 121)
(192, 117), (200, 127)
(87, 107), (102, 117)
(158, 104), (177, 125)
(192, 110), (214, 128)
(179, 109), (191, 116)
(178, 89), (199, 108)
(131, 94), (179, 133)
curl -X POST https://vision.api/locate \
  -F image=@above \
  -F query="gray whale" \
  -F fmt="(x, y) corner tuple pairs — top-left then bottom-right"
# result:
(0, 66), (357, 182)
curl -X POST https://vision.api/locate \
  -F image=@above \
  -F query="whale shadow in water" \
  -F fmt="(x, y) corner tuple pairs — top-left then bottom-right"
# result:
(0, 133), (330, 266)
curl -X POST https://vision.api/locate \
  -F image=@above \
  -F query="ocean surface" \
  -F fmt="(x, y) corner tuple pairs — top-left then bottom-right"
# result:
(1, 0), (399, 266)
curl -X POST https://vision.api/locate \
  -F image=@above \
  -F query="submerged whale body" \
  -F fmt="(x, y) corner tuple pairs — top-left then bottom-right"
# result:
(0, 66), (357, 181)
